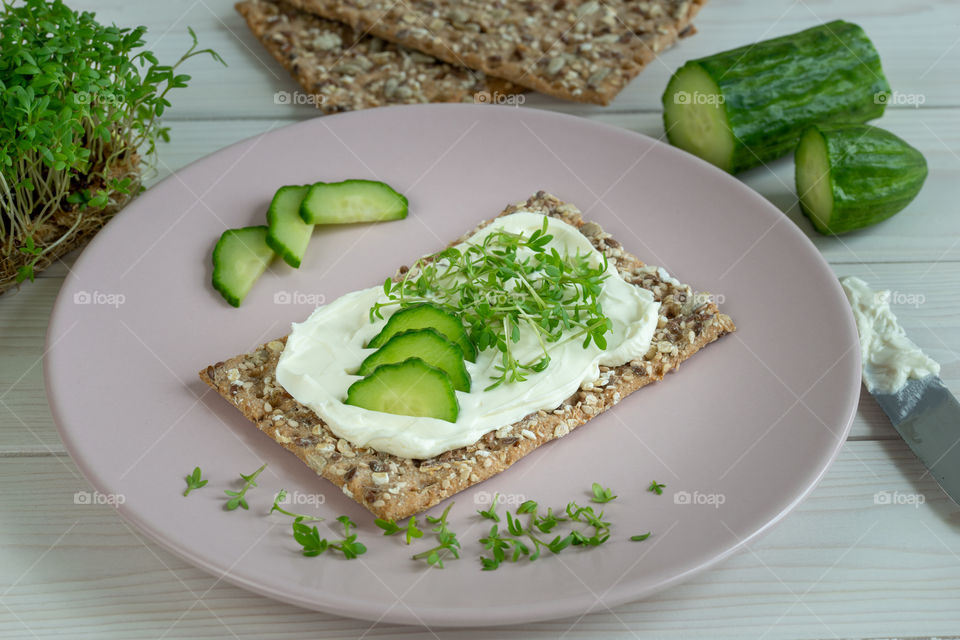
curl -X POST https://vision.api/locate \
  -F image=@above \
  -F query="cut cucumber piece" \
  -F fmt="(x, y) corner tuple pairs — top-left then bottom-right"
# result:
(367, 303), (477, 362)
(346, 358), (459, 422)
(300, 179), (408, 224)
(663, 20), (890, 173)
(796, 124), (928, 235)
(358, 329), (471, 392)
(212, 226), (274, 307)
(266, 185), (312, 268)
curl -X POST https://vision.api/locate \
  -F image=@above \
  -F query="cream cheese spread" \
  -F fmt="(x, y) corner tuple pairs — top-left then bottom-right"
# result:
(840, 276), (939, 394)
(276, 212), (660, 459)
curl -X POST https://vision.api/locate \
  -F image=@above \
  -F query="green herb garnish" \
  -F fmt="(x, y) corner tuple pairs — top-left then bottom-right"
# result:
(477, 494), (501, 522)
(479, 490), (615, 570)
(0, 0), (224, 291)
(223, 463), (266, 511)
(182, 466), (207, 496)
(371, 218), (612, 389)
(648, 481), (666, 495)
(269, 489), (321, 522)
(630, 533), (651, 542)
(412, 503), (460, 568)
(375, 515), (423, 545)
(591, 482), (617, 503)
(292, 515), (367, 559)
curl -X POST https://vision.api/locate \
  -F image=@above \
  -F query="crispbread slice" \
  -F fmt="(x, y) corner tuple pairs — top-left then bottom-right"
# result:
(200, 192), (734, 520)
(236, 0), (520, 114)
(283, 0), (706, 105)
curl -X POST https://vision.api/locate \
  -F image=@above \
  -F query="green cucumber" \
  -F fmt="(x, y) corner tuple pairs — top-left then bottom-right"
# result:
(358, 329), (471, 392)
(368, 303), (477, 362)
(265, 185), (312, 268)
(663, 20), (890, 173)
(300, 179), (408, 224)
(212, 226), (274, 307)
(346, 358), (459, 422)
(796, 124), (928, 235)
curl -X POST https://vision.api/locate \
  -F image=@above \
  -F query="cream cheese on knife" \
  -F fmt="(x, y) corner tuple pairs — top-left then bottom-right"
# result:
(840, 276), (939, 394)
(276, 212), (660, 459)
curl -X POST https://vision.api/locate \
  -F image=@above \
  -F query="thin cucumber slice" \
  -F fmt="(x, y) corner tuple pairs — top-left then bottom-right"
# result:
(300, 179), (408, 224)
(358, 329), (471, 392)
(346, 358), (459, 422)
(266, 185), (312, 268)
(796, 124), (928, 235)
(368, 303), (477, 362)
(663, 20), (889, 173)
(212, 226), (274, 307)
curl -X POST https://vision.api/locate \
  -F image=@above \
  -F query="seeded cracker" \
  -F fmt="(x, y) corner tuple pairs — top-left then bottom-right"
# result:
(200, 192), (735, 520)
(282, 0), (706, 105)
(236, 0), (520, 113)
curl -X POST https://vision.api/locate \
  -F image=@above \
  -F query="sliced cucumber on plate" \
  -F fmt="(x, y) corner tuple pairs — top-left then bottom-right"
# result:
(300, 179), (408, 224)
(266, 185), (313, 268)
(212, 226), (274, 307)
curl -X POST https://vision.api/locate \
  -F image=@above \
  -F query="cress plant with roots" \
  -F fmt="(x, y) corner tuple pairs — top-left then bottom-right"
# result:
(0, 0), (224, 291)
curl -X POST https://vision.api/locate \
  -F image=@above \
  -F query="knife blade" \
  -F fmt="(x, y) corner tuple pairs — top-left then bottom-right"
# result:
(870, 372), (960, 505)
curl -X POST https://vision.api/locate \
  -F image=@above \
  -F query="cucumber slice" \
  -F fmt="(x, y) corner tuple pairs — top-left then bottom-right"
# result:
(368, 303), (477, 362)
(212, 226), (274, 307)
(346, 358), (459, 422)
(358, 329), (471, 392)
(663, 20), (890, 173)
(300, 179), (408, 224)
(266, 185), (312, 268)
(796, 124), (928, 235)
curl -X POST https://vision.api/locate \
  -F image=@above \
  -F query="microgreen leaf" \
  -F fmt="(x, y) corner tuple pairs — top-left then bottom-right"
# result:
(223, 463), (266, 511)
(412, 503), (460, 568)
(182, 466), (207, 496)
(630, 533), (651, 542)
(591, 482), (617, 503)
(269, 489), (321, 522)
(648, 481), (666, 495)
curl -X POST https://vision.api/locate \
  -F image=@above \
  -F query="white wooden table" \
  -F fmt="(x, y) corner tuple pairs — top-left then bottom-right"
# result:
(3, 1), (959, 637)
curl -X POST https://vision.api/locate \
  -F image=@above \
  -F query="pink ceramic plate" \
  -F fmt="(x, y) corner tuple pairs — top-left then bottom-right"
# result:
(45, 105), (859, 626)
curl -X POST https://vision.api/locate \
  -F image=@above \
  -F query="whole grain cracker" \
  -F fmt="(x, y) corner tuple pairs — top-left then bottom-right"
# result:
(237, 0), (520, 113)
(283, 0), (707, 105)
(199, 191), (734, 520)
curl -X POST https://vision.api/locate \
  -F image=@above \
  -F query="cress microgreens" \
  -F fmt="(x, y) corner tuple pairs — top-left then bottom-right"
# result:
(223, 463), (267, 511)
(375, 515), (424, 545)
(269, 489), (321, 522)
(478, 487), (616, 570)
(370, 218), (612, 389)
(411, 503), (461, 568)
(182, 466), (207, 496)
(630, 533), (651, 542)
(591, 482), (617, 503)
(648, 481), (666, 495)
(0, 0), (224, 290)
(292, 515), (367, 559)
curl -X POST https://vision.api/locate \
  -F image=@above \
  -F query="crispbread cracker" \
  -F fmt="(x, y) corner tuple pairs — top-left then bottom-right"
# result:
(283, 0), (706, 105)
(200, 192), (734, 520)
(236, 0), (520, 113)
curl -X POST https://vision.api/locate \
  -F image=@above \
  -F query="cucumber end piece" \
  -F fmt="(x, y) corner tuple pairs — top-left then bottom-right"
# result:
(663, 63), (735, 173)
(796, 128), (836, 235)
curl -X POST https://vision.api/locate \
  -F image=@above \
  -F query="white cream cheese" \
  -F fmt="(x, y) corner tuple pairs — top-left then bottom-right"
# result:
(276, 212), (660, 459)
(840, 276), (939, 394)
